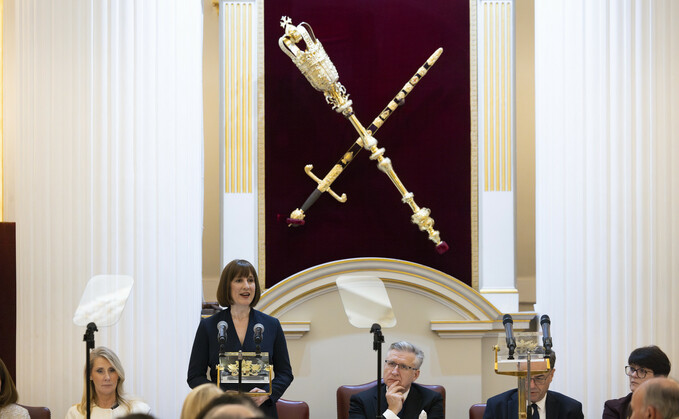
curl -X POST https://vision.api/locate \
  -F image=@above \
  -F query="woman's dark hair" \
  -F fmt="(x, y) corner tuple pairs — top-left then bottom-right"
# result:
(0, 357), (19, 407)
(629, 345), (671, 376)
(216, 260), (261, 307)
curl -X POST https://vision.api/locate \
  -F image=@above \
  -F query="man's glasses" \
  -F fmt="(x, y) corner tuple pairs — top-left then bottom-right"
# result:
(625, 366), (651, 378)
(384, 360), (418, 372)
(528, 375), (549, 385)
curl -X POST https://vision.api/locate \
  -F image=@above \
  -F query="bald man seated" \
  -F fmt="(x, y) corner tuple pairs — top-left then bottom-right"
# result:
(629, 377), (679, 419)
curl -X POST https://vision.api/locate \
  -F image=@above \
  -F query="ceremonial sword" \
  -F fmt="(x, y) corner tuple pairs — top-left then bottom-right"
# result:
(285, 47), (444, 228)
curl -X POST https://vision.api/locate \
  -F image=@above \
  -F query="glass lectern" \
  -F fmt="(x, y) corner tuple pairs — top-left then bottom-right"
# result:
(493, 332), (552, 419)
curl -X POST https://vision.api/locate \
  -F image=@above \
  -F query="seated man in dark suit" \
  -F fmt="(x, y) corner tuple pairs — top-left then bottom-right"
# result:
(349, 341), (444, 419)
(483, 351), (583, 419)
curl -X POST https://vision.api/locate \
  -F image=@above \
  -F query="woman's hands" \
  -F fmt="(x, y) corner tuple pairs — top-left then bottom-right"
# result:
(250, 387), (269, 406)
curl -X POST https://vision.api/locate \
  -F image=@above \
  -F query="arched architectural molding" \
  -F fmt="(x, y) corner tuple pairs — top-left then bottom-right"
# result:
(258, 258), (535, 339)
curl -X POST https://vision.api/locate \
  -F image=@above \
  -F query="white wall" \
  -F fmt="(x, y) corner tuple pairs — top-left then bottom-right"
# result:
(5, 2), (204, 418)
(259, 259), (536, 418)
(279, 291), (521, 417)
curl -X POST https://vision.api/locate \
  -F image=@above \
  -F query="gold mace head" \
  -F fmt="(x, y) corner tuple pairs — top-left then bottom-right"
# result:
(278, 16), (339, 93)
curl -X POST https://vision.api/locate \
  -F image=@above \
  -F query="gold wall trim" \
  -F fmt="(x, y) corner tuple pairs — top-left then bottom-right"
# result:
(224, 1), (254, 194)
(470, 0), (479, 290)
(480, 288), (519, 294)
(482, 0), (513, 192)
(254, 0), (266, 290)
(220, 0), (266, 288)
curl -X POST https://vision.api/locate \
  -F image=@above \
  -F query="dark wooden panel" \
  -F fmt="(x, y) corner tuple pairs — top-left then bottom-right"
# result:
(0, 222), (17, 381)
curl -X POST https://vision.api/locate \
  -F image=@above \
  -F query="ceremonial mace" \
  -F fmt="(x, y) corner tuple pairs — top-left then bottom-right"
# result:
(278, 17), (449, 253)
(284, 47), (443, 226)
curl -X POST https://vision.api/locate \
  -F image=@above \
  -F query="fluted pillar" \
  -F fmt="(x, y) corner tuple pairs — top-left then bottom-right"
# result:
(474, 0), (520, 313)
(218, 0), (265, 277)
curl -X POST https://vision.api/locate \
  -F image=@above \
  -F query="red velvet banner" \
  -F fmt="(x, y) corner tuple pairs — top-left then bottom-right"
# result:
(265, 0), (471, 286)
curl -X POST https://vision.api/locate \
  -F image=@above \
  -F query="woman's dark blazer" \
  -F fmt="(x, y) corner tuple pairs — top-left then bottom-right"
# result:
(602, 392), (632, 419)
(187, 307), (294, 417)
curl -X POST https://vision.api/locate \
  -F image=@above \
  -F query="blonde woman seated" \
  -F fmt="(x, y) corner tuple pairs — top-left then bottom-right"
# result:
(66, 347), (150, 419)
(181, 383), (223, 419)
(0, 357), (30, 419)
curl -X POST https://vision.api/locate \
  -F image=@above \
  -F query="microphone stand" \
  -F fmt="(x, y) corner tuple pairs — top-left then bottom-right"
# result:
(255, 332), (262, 358)
(237, 350), (243, 394)
(217, 344), (225, 391)
(371, 323), (384, 419)
(83, 322), (98, 419)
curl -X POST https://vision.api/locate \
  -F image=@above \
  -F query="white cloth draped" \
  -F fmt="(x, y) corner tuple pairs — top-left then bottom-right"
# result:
(8, 1), (204, 418)
(535, 1), (679, 417)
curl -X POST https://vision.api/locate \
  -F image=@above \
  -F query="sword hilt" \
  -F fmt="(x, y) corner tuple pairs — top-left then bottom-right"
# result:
(304, 165), (347, 203)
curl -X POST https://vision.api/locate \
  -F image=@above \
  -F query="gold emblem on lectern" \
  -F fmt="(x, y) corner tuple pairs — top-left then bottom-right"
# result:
(226, 360), (266, 377)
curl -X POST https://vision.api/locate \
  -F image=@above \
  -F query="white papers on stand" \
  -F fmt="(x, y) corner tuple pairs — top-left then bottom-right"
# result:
(336, 275), (396, 328)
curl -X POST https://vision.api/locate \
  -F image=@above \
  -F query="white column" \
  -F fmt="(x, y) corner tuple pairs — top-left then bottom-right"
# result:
(219, 0), (264, 277)
(535, 1), (679, 417)
(9, 1), (204, 417)
(475, 0), (519, 313)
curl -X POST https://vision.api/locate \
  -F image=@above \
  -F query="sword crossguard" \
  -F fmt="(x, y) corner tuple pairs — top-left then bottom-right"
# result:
(304, 165), (347, 203)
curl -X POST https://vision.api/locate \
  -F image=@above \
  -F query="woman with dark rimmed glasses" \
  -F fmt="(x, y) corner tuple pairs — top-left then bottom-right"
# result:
(602, 345), (671, 418)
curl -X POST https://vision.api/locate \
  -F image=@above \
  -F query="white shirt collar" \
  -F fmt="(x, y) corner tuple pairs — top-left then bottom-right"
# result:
(530, 393), (547, 418)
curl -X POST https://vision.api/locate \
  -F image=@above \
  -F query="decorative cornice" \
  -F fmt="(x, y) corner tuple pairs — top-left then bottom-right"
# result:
(280, 321), (311, 340)
(258, 258), (536, 340)
(430, 312), (535, 338)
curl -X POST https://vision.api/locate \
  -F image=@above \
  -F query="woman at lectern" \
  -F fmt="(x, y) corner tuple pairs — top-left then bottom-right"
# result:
(66, 346), (151, 419)
(602, 345), (671, 418)
(187, 259), (293, 418)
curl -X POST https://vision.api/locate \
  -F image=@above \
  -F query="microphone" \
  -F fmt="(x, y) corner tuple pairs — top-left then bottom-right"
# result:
(540, 314), (553, 355)
(253, 323), (264, 356)
(217, 321), (228, 345)
(503, 314), (516, 359)
(253, 323), (264, 345)
(371, 323), (384, 351)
